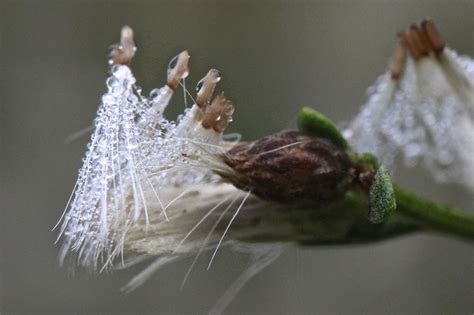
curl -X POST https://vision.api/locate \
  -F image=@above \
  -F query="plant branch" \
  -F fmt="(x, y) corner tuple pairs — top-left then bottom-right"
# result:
(238, 186), (474, 246)
(393, 186), (474, 240)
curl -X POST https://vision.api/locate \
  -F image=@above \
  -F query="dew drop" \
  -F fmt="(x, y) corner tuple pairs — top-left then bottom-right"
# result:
(215, 70), (222, 82)
(196, 79), (204, 92)
(168, 54), (179, 71)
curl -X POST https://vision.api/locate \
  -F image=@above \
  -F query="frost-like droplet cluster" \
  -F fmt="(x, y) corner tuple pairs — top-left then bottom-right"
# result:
(56, 27), (236, 270)
(344, 20), (474, 190)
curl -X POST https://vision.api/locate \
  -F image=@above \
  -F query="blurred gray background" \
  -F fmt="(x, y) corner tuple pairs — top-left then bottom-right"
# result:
(1, 0), (474, 314)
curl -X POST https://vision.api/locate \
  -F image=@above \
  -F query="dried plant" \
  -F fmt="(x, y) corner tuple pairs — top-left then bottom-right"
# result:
(344, 19), (474, 190)
(55, 20), (474, 314)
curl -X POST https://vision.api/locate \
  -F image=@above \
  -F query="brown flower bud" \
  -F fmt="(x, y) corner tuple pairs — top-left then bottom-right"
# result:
(218, 131), (360, 205)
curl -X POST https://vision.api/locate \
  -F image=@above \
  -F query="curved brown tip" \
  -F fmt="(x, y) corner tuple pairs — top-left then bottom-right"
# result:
(166, 51), (190, 90)
(108, 25), (137, 66)
(400, 18), (445, 61)
(390, 38), (407, 80)
(196, 69), (222, 109)
(421, 18), (445, 55)
(201, 92), (234, 133)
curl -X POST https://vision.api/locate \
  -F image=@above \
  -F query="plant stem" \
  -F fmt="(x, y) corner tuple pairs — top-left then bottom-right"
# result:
(237, 185), (474, 246)
(394, 186), (474, 240)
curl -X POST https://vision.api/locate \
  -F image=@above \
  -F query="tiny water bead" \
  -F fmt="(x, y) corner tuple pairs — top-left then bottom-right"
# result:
(195, 79), (204, 92)
(168, 54), (179, 71)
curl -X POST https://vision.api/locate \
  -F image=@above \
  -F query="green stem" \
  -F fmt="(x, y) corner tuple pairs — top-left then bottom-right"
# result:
(394, 186), (474, 240)
(238, 186), (474, 246)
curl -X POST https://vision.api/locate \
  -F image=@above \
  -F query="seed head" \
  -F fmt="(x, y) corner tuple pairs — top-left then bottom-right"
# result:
(345, 19), (474, 190)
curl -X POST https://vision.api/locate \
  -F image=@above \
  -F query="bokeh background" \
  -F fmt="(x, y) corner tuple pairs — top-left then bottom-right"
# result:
(2, 0), (474, 314)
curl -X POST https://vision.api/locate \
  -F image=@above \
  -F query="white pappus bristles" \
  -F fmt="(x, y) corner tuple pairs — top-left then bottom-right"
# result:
(56, 25), (285, 311)
(56, 25), (257, 272)
(120, 182), (285, 313)
(344, 19), (474, 190)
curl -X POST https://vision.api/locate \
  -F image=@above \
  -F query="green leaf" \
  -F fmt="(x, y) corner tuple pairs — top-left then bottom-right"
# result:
(297, 107), (349, 150)
(368, 166), (396, 224)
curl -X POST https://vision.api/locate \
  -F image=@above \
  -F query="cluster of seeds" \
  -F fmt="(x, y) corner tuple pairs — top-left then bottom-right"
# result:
(344, 19), (474, 190)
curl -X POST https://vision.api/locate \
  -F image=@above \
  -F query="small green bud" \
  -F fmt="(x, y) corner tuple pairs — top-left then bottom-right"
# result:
(297, 107), (349, 150)
(368, 166), (396, 224)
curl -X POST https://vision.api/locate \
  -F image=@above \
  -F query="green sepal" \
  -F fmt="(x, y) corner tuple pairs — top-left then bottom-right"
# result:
(351, 152), (379, 174)
(368, 166), (396, 224)
(297, 107), (349, 150)
(357, 153), (379, 169)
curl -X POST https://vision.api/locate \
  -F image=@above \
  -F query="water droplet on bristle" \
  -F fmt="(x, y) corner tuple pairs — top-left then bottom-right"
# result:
(168, 54), (179, 71)
(196, 79), (204, 92)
